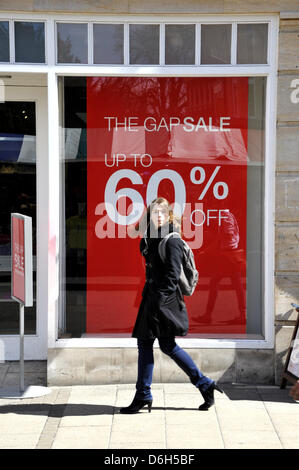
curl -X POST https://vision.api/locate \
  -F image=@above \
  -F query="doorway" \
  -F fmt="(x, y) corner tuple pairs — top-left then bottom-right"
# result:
(0, 76), (47, 359)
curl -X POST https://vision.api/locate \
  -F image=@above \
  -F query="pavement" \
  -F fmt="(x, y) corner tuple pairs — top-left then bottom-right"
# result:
(0, 361), (298, 450)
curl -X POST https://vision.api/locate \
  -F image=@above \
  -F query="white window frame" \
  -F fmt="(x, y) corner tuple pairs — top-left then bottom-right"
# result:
(0, 18), (48, 65)
(0, 12), (279, 352)
(0, 84), (48, 360)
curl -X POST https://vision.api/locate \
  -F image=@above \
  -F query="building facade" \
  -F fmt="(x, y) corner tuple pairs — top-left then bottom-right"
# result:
(0, 1), (298, 386)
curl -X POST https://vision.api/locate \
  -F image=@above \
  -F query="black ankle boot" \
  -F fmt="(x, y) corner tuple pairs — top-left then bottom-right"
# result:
(119, 397), (153, 414)
(199, 382), (223, 411)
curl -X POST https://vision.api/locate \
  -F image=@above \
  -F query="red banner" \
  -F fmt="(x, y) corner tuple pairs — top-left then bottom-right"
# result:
(86, 77), (248, 335)
(12, 216), (25, 303)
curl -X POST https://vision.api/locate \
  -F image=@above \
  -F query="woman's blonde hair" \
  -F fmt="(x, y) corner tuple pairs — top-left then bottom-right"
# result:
(135, 197), (181, 234)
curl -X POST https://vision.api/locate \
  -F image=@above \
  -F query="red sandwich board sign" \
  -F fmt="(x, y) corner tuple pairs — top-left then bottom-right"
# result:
(3, 213), (49, 397)
(11, 213), (33, 307)
(8, 213), (33, 395)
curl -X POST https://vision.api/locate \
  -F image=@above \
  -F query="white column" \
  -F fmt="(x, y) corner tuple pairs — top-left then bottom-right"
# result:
(47, 70), (60, 349)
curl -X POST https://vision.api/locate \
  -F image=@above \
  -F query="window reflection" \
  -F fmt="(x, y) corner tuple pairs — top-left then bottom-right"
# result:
(0, 22), (9, 62)
(201, 24), (231, 64)
(165, 25), (195, 65)
(61, 76), (265, 338)
(57, 23), (88, 64)
(129, 24), (160, 65)
(0, 101), (36, 334)
(15, 22), (45, 63)
(193, 207), (246, 325)
(93, 24), (124, 64)
(237, 23), (268, 64)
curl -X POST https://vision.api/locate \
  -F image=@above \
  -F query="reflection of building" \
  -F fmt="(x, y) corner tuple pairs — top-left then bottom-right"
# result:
(90, 123), (249, 162)
(194, 210), (246, 325)
(168, 124), (248, 161)
(0, 3), (298, 388)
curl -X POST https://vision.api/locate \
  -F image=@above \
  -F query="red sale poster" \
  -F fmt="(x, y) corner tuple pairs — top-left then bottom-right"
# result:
(86, 77), (248, 335)
(12, 216), (25, 303)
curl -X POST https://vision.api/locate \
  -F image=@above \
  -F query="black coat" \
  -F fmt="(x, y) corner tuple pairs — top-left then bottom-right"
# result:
(132, 222), (189, 339)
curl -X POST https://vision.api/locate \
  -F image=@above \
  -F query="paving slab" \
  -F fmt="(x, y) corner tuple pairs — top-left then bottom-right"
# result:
(166, 420), (224, 449)
(52, 425), (112, 449)
(109, 420), (166, 447)
(0, 433), (42, 449)
(221, 430), (283, 449)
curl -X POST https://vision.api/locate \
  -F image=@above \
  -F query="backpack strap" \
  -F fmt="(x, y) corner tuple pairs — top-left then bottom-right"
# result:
(158, 232), (181, 262)
(141, 225), (150, 256)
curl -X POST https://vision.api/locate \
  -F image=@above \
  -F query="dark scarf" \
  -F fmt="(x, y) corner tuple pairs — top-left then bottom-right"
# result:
(142, 221), (180, 255)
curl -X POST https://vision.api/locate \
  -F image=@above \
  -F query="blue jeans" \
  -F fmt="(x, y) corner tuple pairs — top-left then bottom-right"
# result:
(135, 337), (213, 401)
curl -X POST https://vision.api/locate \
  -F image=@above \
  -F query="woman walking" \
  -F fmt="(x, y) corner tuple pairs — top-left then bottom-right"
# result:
(120, 197), (223, 414)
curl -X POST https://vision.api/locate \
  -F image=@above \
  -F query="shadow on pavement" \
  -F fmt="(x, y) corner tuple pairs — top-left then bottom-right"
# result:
(0, 403), (117, 416)
(0, 391), (297, 418)
(219, 384), (297, 403)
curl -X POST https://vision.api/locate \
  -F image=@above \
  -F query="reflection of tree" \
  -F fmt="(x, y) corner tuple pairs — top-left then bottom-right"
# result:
(87, 76), (249, 163)
(129, 25), (159, 65)
(88, 77), (189, 121)
(57, 32), (81, 63)
(165, 25), (195, 65)
(87, 76), (246, 129)
(111, 27), (123, 62)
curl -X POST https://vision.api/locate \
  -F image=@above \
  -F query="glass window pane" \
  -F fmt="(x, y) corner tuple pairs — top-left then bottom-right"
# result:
(59, 77), (87, 337)
(60, 75), (266, 340)
(57, 23), (88, 64)
(0, 22), (9, 62)
(247, 77), (266, 335)
(93, 24), (124, 64)
(201, 24), (231, 64)
(165, 24), (195, 65)
(15, 22), (45, 63)
(129, 24), (159, 65)
(0, 101), (37, 334)
(237, 23), (268, 64)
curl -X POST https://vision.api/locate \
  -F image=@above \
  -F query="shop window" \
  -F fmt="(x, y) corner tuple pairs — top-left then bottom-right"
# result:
(129, 24), (160, 65)
(60, 75), (266, 339)
(237, 23), (268, 64)
(0, 21), (9, 63)
(165, 24), (195, 65)
(14, 21), (45, 63)
(57, 23), (88, 64)
(201, 24), (231, 64)
(93, 24), (124, 64)
(0, 101), (36, 334)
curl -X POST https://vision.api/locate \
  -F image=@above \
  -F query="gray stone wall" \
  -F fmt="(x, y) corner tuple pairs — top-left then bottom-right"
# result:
(275, 16), (299, 385)
(0, 0), (299, 14)
(47, 347), (275, 386)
